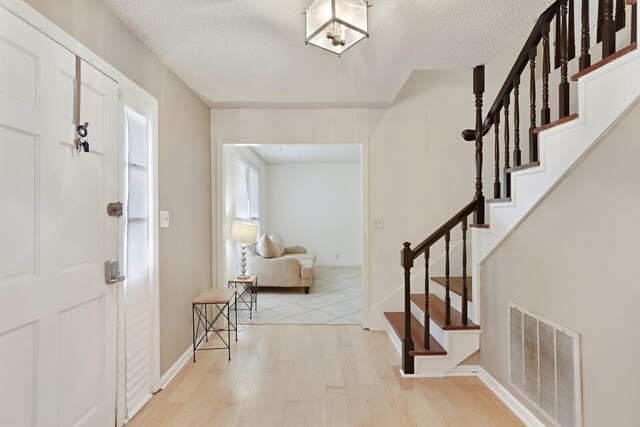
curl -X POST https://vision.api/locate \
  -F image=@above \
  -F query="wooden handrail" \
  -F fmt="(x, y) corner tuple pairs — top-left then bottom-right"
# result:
(461, 2), (561, 142)
(410, 201), (476, 259)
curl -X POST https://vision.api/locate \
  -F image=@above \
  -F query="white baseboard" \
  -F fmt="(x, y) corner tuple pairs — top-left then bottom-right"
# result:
(445, 364), (480, 376)
(476, 367), (545, 427)
(159, 344), (193, 390)
(159, 329), (215, 389)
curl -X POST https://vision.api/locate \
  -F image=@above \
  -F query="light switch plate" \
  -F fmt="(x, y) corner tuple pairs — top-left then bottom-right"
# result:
(160, 211), (170, 228)
(373, 217), (384, 229)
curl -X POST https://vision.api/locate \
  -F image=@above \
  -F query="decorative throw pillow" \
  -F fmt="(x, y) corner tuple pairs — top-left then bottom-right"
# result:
(270, 233), (285, 257)
(256, 233), (278, 258)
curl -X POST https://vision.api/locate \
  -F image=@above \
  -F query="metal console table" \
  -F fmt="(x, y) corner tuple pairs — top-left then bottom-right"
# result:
(227, 275), (258, 319)
(191, 289), (237, 361)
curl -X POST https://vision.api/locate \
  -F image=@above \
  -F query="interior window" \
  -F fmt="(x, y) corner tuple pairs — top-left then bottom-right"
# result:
(235, 157), (260, 228)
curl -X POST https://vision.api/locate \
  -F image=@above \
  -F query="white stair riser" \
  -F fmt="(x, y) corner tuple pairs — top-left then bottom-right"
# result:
(410, 299), (447, 348)
(428, 281), (476, 321)
(414, 332), (480, 377)
(384, 319), (480, 377)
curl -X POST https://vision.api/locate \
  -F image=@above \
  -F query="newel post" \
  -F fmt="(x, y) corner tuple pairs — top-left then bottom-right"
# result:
(401, 242), (415, 374)
(473, 65), (486, 225)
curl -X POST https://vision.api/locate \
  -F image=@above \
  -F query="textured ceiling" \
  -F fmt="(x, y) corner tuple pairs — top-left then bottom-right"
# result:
(102, 0), (554, 107)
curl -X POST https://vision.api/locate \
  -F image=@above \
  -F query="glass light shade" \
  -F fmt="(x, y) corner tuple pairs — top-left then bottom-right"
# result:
(305, 0), (369, 56)
(230, 221), (259, 244)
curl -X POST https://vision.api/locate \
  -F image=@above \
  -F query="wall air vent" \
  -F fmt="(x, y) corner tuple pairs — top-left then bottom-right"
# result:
(509, 303), (582, 427)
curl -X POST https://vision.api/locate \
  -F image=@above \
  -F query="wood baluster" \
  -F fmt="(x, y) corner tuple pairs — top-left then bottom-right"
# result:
(580, 0), (592, 70)
(424, 249), (430, 350)
(513, 75), (522, 167)
(569, 0), (576, 60)
(494, 112), (501, 199)
(603, 0), (616, 58)
(597, 0), (604, 42)
(461, 219), (468, 326)
(555, 8), (562, 69)
(529, 47), (538, 163)
(616, 0), (626, 31)
(542, 22), (551, 126)
(560, 0), (571, 119)
(503, 93), (511, 198)
(473, 66), (485, 225)
(401, 242), (414, 374)
(632, 2), (638, 45)
(445, 231), (451, 326)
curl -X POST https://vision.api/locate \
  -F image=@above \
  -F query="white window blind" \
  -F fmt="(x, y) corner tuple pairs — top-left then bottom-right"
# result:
(124, 107), (153, 421)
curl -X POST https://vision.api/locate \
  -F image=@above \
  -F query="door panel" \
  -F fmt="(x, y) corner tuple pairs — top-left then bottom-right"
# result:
(58, 298), (106, 427)
(0, 126), (36, 282)
(0, 322), (37, 427)
(0, 7), (119, 427)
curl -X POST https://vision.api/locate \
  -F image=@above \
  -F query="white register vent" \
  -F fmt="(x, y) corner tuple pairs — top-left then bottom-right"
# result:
(508, 303), (582, 427)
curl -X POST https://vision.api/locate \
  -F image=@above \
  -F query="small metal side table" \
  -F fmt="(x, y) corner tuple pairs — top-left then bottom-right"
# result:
(227, 276), (258, 319)
(192, 289), (237, 362)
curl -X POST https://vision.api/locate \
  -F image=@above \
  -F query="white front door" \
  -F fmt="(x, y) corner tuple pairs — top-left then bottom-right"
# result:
(0, 7), (119, 427)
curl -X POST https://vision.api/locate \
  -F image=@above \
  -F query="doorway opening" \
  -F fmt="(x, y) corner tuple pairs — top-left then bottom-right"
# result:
(220, 144), (366, 326)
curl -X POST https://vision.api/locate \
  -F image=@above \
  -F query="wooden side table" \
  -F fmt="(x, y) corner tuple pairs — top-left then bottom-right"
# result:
(192, 289), (237, 361)
(228, 276), (258, 319)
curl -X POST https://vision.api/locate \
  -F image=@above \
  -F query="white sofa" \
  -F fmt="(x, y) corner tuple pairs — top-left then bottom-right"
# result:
(246, 245), (316, 294)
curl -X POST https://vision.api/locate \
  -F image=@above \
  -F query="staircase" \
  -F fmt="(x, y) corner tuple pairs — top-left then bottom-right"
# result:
(384, 0), (639, 376)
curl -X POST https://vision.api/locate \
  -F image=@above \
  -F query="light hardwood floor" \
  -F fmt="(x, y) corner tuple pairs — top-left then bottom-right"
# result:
(128, 325), (523, 427)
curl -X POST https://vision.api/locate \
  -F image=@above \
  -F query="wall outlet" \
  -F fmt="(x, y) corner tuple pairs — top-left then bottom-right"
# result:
(160, 211), (170, 228)
(372, 217), (384, 229)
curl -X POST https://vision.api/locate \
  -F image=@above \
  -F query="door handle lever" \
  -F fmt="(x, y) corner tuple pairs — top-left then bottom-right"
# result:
(105, 259), (125, 285)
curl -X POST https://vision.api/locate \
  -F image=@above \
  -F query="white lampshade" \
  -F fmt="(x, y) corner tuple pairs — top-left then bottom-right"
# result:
(305, 0), (369, 56)
(230, 221), (259, 244)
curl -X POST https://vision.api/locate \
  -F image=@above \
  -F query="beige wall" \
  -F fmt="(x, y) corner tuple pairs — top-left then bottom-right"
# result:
(24, 0), (213, 375)
(480, 101), (640, 426)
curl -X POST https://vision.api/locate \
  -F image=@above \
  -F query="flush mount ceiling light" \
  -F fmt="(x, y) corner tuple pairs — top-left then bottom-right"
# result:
(304, 0), (370, 57)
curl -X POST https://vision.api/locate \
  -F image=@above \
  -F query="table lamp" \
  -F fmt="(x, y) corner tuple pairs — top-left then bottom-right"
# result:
(230, 221), (259, 279)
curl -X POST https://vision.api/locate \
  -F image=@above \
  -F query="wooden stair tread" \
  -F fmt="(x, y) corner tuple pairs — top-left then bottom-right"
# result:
(486, 198), (511, 204)
(506, 161), (540, 173)
(431, 277), (473, 301)
(410, 294), (481, 331)
(384, 312), (447, 356)
(533, 113), (579, 134)
(572, 43), (637, 81)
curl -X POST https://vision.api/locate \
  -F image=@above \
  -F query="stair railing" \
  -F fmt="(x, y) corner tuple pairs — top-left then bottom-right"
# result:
(462, 0), (636, 222)
(399, 0), (637, 375)
(400, 201), (475, 374)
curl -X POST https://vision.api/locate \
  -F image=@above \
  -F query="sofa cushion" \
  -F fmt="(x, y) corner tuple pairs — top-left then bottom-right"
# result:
(256, 234), (278, 258)
(270, 233), (285, 257)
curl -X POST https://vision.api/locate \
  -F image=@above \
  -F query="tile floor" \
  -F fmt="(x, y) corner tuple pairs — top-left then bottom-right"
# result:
(236, 266), (362, 325)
